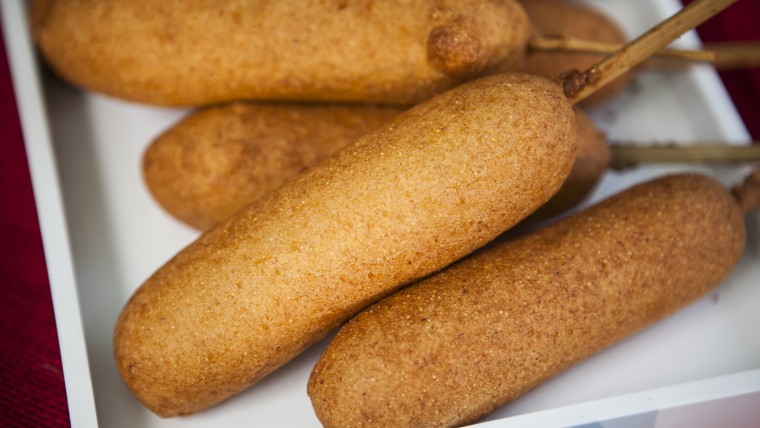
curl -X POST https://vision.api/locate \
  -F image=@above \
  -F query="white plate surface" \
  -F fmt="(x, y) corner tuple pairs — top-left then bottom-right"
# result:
(4, 0), (760, 427)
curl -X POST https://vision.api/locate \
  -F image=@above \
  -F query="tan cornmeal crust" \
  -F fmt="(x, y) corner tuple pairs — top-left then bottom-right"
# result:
(143, 103), (404, 230)
(113, 73), (577, 417)
(307, 173), (746, 428)
(30, 0), (531, 106)
(527, 108), (610, 222)
(145, 104), (611, 231)
(517, 0), (633, 105)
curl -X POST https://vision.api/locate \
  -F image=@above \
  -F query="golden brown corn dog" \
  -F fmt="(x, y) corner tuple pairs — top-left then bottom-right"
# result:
(143, 104), (607, 231)
(30, 0), (531, 106)
(114, 73), (577, 416)
(517, 0), (634, 105)
(143, 103), (403, 230)
(307, 173), (748, 428)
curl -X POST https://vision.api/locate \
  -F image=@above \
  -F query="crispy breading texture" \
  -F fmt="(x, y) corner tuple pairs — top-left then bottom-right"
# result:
(31, 0), (531, 106)
(308, 173), (746, 428)
(114, 73), (576, 417)
(143, 103), (403, 229)
(144, 104), (609, 231)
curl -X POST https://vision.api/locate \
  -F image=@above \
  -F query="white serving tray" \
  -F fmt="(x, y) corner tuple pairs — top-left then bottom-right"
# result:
(3, 0), (759, 427)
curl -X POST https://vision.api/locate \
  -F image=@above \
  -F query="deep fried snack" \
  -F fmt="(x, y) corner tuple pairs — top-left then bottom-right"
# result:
(308, 173), (746, 427)
(30, 0), (531, 106)
(143, 103), (403, 230)
(114, 73), (576, 416)
(144, 104), (608, 231)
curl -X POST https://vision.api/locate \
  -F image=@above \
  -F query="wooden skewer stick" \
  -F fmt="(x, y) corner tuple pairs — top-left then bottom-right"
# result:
(563, 0), (740, 104)
(609, 142), (760, 170)
(706, 41), (760, 69)
(530, 36), (717, 63)
(531, 37), (760, 70)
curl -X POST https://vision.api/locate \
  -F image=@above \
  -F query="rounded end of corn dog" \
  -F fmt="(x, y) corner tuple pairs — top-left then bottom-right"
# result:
(526, 108), (610, 223)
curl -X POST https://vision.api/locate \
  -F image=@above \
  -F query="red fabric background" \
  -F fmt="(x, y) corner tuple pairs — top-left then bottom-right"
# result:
(683, 0), (760, 140)
(0, 27), (70, 427)
(0, 2), (757, 426)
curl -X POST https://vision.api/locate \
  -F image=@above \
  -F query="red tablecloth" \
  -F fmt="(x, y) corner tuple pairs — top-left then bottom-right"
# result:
(0, 2), (758, 426)
(684, 0), (760, 139)
(0, 23), (70, 427)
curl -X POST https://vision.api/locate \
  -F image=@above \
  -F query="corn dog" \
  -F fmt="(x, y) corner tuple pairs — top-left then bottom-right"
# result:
(143, 104), (607, 231)
(143, 103), (403, 230)
(308, 173), (748, 427)
(30, 0), (532, 106)
(114, 73), (577, 416)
